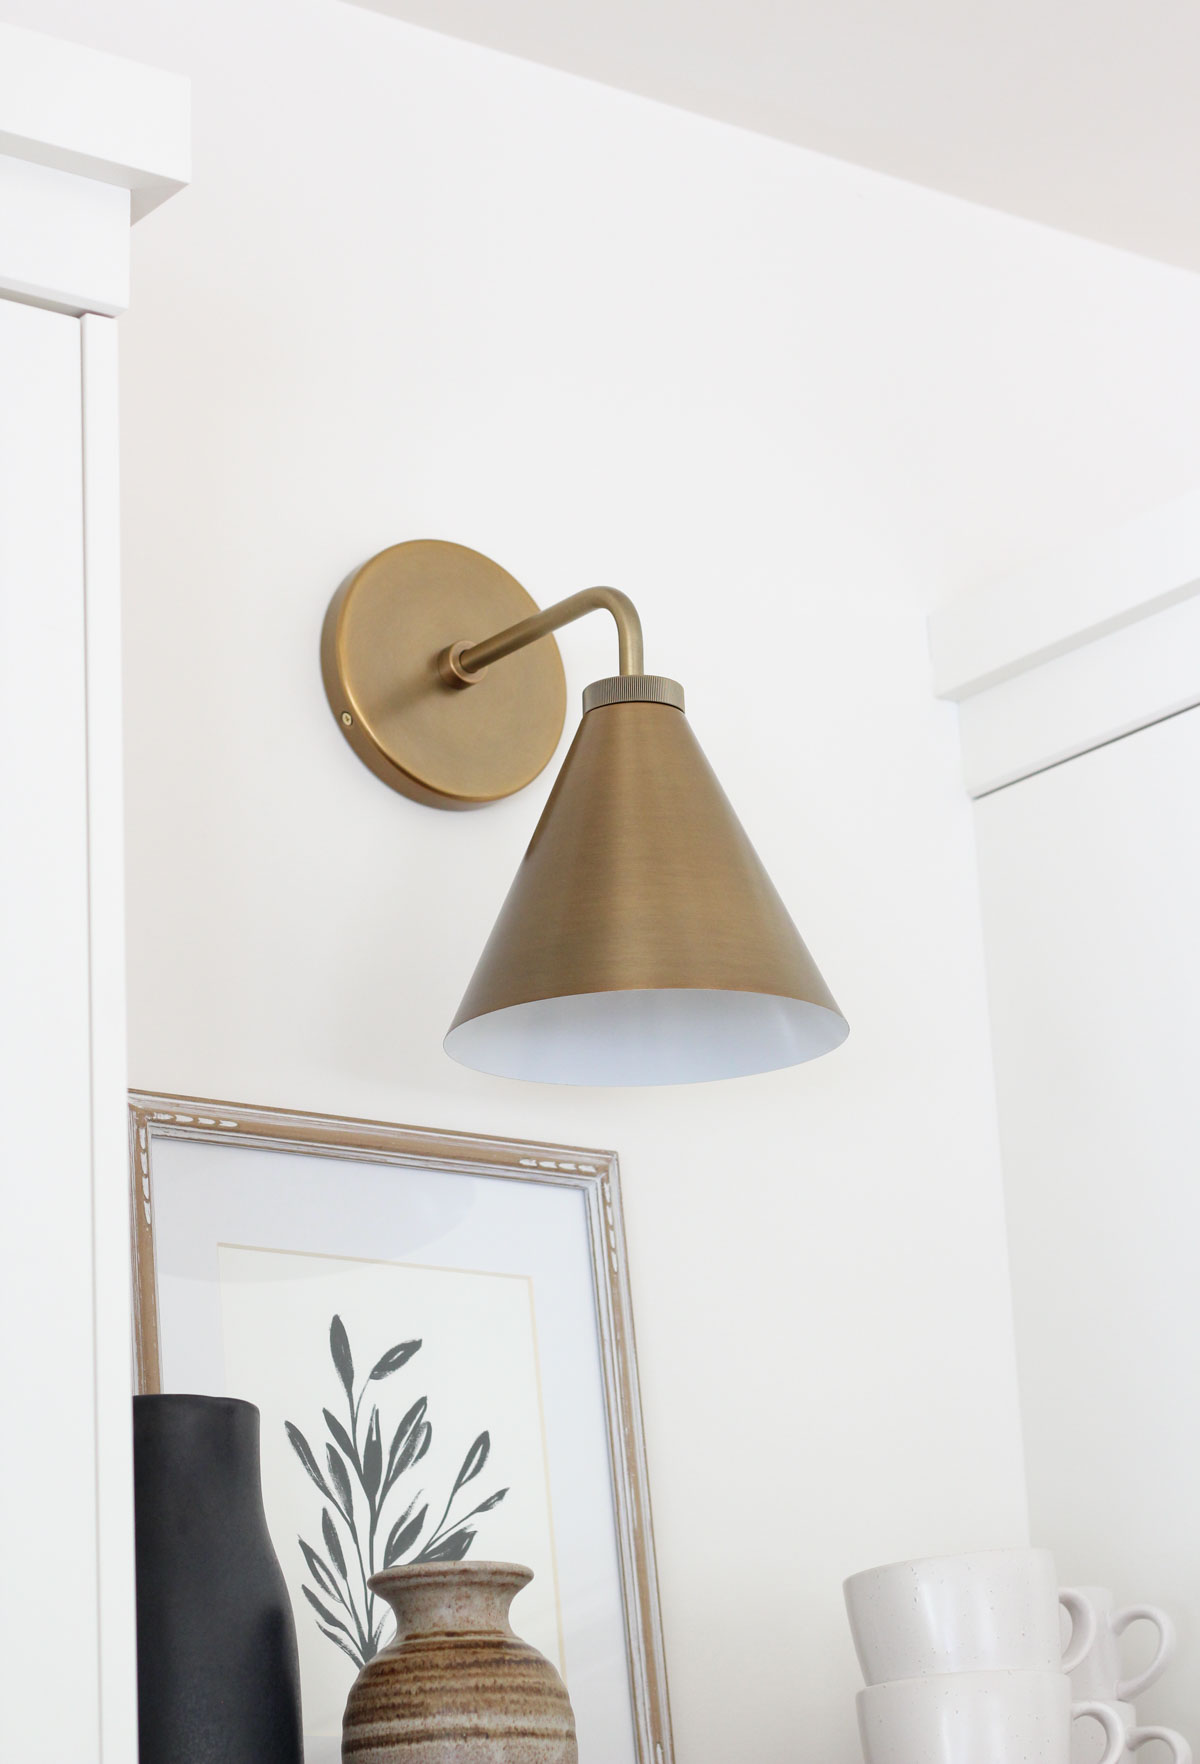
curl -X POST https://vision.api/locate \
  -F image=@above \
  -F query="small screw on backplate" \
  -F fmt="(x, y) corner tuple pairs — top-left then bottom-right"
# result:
(341, 712), (353, 727)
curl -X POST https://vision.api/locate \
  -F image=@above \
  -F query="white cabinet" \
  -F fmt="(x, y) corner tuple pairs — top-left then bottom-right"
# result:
(0, 25), (188, 1763)
(933, 480), (1200, 1738)
(975, 706), (1200, 1741)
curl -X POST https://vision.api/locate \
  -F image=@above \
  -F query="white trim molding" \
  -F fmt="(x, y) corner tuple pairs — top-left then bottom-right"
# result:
(929, 487), (1200, 796)
(82, 314), (141, 1764)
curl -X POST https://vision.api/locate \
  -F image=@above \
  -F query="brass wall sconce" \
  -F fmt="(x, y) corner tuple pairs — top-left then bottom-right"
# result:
(322, 540), (848, 1085)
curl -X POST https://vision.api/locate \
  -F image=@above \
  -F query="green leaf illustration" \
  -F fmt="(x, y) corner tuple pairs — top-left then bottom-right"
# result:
(368, 1340), (421, 1381)
(383, 1398), (428, 1494)
(299, 1537), (340, 1600)
(326, 1442), (353, 1517)
(362, 1409), (382, 1503)
(330, 1315), (354, 1399)
(323, 1407), (359, 1469)
(418, 1527), (476, 1563)
(389, 1414), (430, 1484)
(302, 1584), (354, 1638)
(319, 1624), (361, 1667)
(286, 1422), (333, 1501)
(452, 1431), (489, 1495)
(322, 1506), (347, 1579)
(384, 1502), (427, 1566)
(287, 1316), (508, 1676)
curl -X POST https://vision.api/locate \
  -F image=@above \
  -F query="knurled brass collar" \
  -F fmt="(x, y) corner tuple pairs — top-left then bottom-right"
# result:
(583, 675), (685, 714)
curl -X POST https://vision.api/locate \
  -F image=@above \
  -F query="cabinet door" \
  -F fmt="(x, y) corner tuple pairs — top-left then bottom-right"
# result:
(975, 707), (1200, 1739)
(0, 298), (101, 1758)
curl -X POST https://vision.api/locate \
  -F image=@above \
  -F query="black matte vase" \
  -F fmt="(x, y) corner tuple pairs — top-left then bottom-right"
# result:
(133, 1394), (302, 1764)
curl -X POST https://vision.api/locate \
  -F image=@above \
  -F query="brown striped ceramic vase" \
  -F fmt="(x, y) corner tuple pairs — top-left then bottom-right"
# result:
(343, 1561), (577, 1764)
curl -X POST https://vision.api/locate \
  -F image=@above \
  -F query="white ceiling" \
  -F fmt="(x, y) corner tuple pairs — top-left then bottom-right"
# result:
(350, 0), (1200, 274)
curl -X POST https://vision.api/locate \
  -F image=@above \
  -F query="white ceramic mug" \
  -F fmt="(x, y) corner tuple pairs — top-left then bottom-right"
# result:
(857, 1670), (1125, 1764)
(1068, 1586), (1176, 1704)
(845, 1548), (1097, 1682)
(1071, 1700), (1191, 1764)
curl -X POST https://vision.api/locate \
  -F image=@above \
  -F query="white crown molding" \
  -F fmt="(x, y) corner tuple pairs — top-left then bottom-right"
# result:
(929, 486), (1200, 796)
(0, 22), (189, 316)
(0, 20), (189, 222)
(956, 595), (1200, 797)
(929, 485), (1200, 702)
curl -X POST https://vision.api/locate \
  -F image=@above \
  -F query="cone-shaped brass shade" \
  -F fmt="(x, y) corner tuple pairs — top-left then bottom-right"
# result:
(444, 687), (848, 1085)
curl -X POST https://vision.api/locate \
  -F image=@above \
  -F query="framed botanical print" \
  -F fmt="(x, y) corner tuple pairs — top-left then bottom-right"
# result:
(129, 1092), (672, 1764)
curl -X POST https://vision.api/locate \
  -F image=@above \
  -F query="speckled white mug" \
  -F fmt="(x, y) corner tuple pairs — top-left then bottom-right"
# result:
(845, 1548), (1097, 1683)
(1071, 1700), (1191, 1764)
(1068, 1588), (1176, 1705)
(857, 1670), (1124, 1764)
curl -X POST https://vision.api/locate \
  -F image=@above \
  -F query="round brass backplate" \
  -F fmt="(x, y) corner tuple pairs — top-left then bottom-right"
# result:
(321, 540), (566, 808)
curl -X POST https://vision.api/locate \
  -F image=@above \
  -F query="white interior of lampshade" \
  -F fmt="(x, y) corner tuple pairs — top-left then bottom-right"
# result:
(444, 988), (850, 1086)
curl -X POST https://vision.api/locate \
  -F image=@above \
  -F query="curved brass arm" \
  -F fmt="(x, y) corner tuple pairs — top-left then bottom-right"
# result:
(441, 586), (644, 684)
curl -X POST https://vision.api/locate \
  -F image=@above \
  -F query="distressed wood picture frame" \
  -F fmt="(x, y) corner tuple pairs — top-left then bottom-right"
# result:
(129, 1090), (673, 1764)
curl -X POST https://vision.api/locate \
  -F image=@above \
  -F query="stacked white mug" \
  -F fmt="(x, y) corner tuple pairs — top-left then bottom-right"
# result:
(844, 1549), (1126, 1764)
(1068, 1587), (1188, 1764)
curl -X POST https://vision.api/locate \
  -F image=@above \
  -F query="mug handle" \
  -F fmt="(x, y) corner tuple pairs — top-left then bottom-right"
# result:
(1060, 1587), (1099, 1675)
(1072, 1701), (1126, 1764)
(1114, 1604), (1176, 1701)
(1127, 1724), (1192, 1764)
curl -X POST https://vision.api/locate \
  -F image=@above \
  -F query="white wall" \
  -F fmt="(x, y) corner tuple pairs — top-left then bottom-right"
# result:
(975, 708), (1200, 1742)
(9, 1), (1200, 1755)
